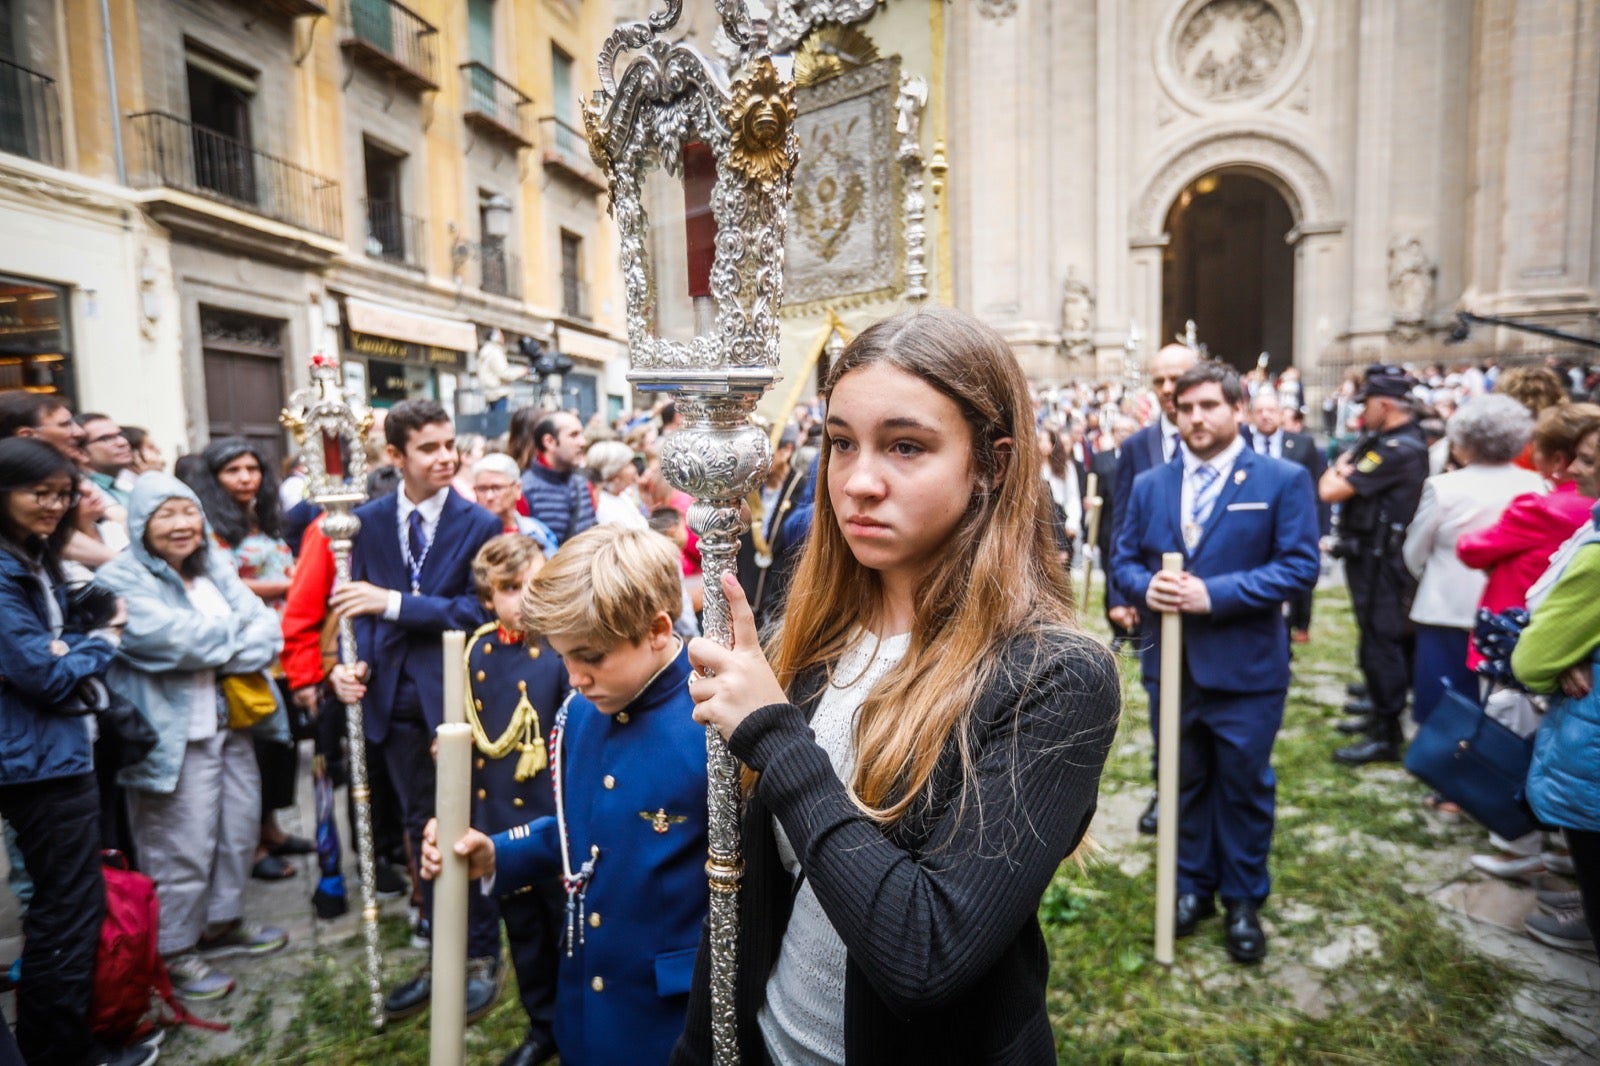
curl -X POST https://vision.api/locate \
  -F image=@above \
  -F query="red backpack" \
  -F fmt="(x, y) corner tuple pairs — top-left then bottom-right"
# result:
(89, 851), (229, 1043)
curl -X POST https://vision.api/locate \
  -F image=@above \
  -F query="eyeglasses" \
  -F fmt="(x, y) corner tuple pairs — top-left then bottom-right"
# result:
(474, 482), (517, 496)
(27, 488), (80, 509)
(86, 430), (126, 446)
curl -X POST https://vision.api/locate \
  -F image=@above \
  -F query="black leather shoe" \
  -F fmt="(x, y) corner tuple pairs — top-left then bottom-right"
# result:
(465, 956), (505, 1025)
(1346, 682), (1367, 698)
(498, 1035), (558, 1066)
(1137, 793), (1159, 836)
(1333, 735), (1402, 765)
(1174, 893), (1216, 938)
(1342, 698), (1375, 716)
(1223, 901), (1266, 963)
(1336, 714), (1375, 736)
(383, 965), (431, 1022)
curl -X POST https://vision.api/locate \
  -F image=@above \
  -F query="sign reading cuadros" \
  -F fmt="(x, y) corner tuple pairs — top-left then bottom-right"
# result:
(344, 296), (477, 353)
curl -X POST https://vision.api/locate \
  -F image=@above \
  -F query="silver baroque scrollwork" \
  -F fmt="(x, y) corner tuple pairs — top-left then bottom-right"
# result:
(587, 8), (793, 1063)
(767, 0), (879, 53)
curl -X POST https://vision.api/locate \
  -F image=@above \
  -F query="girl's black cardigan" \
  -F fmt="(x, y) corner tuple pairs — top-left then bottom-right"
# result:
(671, 629), (1121, 1065)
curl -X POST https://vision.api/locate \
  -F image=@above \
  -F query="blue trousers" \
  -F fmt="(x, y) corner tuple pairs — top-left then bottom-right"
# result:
(1412, 624), (1476, 726)
(1177, 680), (1284, 904)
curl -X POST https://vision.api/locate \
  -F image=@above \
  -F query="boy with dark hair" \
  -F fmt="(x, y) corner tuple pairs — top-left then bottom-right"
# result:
(329, 397), (504, 1023)
(463, 534), (567, 1066)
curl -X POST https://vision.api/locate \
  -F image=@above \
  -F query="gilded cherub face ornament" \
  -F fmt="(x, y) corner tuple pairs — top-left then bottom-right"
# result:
(726, 56), (796, 190)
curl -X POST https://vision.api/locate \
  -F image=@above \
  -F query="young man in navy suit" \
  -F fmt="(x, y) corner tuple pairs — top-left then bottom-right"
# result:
(329, 399), (505, 1023)
(1111, 362), (1320, 963)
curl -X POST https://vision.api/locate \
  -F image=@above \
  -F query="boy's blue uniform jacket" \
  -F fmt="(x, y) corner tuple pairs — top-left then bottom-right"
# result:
(348, 489), (500, 742)
(491, 641), (708, 1066)
(465, 621), (567, 835)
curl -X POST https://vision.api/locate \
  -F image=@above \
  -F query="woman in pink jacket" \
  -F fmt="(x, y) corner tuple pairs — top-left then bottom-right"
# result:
(1456, 401), (1600, 880)
(1457, 402), (1600, 662)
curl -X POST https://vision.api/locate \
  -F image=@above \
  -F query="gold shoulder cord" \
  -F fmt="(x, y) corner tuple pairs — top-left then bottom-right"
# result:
(464, 622), (548, 781)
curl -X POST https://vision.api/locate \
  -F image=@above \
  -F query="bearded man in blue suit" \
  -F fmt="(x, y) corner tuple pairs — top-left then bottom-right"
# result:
(328, 398), (504, 1022)
(1111, 362), (1319, 963)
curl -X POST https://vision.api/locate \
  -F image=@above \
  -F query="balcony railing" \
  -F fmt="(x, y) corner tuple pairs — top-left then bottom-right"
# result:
(560, 275), (590, 320)
(128, 111), (342, 239)
(461, 62), (532, 148)
(537, 115), (607, 193)
(0, 58), (63, 168)
(478, 240), (521, 299)
(339, 0), (439, 92)
(363, 199), (426, 269)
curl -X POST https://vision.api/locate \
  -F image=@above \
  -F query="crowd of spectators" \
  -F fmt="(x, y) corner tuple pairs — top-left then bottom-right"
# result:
(2, 343), (1599, 1062)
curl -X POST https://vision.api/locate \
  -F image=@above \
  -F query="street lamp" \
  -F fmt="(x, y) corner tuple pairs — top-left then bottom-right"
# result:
(481, 193), (513, 241)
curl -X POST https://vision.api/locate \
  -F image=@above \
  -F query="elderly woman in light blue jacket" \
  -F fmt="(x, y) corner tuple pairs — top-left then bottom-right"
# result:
(99, 473), (290, 1002)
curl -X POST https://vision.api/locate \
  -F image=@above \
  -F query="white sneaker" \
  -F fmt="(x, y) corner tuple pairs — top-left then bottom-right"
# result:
(166, 952), (234, 1001)
(1469, 852), (1546, 883)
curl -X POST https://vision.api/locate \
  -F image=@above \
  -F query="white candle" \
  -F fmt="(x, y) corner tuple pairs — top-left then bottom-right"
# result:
(1154, 551), (1184, 966)
(429, 721), (472, 1064)
(442, 630), (466, 726)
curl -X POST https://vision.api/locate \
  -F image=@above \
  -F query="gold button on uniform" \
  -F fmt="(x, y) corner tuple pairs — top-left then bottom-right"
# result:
(482, 643), (493, 655)
(528, 646), (540, 659)
(588, 911), (601, 928)
(616, 712), (630, 724)
(513, 797), (524, 808)
(476, 758), (486, 770)
(476, 788), (487, 800)
(591, 976), (604, 992)
(476, 670), (486, 682)
(603, 775), (615, 789)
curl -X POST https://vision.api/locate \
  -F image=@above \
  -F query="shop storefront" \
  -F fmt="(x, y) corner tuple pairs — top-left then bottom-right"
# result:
(339, 296), (475, 410)
(0, 274), (74, 401)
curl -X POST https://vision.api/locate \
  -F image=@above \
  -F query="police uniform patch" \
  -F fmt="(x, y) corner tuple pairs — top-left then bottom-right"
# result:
(1355, 450), (1383, 473)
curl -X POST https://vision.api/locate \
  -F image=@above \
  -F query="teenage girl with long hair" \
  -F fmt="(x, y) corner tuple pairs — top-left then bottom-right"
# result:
(672, 308), (1121, 1064)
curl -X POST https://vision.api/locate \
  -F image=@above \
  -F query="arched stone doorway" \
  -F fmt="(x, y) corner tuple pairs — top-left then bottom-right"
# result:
(1161, 170), (1295, 374)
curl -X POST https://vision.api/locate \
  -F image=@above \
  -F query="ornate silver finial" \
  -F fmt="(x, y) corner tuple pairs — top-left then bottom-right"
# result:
(585, 6), (797, 1062)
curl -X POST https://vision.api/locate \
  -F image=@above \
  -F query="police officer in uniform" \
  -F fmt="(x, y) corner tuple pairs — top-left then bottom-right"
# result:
(1319, 366), (1430, 765)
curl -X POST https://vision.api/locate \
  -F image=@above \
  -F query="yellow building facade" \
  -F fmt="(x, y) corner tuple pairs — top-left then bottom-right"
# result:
(0, 0), (627, 461)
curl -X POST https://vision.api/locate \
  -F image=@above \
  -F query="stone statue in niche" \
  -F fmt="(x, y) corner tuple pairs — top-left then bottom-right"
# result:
(1176, 0), (1287, 102)
(1059, 273), (1095, 359)
(1388, 236), (1435, 341)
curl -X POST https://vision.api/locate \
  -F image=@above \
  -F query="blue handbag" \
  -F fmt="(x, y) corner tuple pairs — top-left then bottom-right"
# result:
(1403, 679), (1537, 840)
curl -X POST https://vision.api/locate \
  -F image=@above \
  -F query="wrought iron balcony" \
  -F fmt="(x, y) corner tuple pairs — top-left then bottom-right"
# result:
(128, 111), (342, 240)
(461, 62), (532, 149)
(538, 115), (606, 194)
(0, 58), (63, 168)
(477, 240), (522, 299)
(362, 199), (426, 269)
(339, 0), (439, 92)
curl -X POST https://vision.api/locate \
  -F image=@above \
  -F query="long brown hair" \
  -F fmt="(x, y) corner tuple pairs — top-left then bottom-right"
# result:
(770, 308), (1078, 825)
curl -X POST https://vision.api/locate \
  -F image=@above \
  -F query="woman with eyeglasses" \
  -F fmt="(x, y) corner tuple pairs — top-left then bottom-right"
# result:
(473, 451), (559, 556)
(0, 437), (158, 1066)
